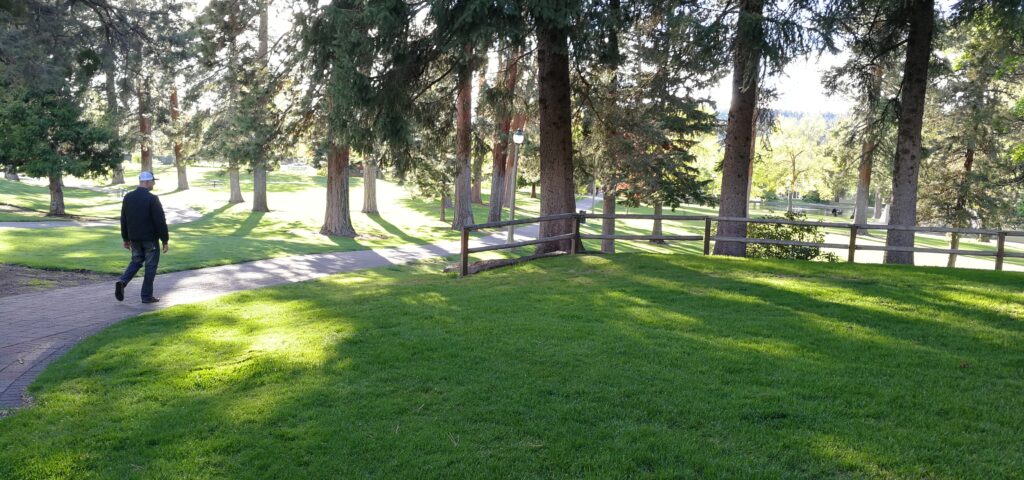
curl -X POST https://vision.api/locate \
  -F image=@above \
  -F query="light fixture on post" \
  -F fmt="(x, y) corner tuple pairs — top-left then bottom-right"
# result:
(508, 128), (525, 243)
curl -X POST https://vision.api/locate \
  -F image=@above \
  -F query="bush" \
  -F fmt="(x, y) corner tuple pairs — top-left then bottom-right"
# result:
(746, 212), (838, 262)
(801, 190), (823, 203)
(761, 190), (780, 202)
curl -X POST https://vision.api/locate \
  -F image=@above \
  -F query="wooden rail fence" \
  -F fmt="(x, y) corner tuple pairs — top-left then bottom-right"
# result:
(459, 212), (1024, 276)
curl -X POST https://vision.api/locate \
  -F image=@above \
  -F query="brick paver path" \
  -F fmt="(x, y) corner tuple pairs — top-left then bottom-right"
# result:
(0, 234), (519, 407)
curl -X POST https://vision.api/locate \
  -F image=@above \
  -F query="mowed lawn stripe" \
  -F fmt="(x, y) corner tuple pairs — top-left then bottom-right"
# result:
(0, 254), (1021, 478)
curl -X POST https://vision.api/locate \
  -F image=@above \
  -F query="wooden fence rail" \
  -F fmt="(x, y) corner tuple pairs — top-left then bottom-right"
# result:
(458, 212), (1024, 276)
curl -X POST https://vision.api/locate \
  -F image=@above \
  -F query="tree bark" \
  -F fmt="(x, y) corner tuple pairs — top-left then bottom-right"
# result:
(650, 202), (666, 244)
(874, 191), (884, 220)
(885, 0), (935, 265)
(470, 67), (487, 205)
(601, 187), (616, 253)
(451, 49), (475, 230)
(487, 48), (521, 222)
(713, 0), (763, 257)
(103, 35), (124, 186)
(47, 173), (65, 216)
(440, 194), (448, 222)
(228, 167), (244, 203)
(321, 143), (357, 237)
(362, 157), (378, 214)
(170, 86), (189, 191)
(531, 183), (537, 198)
(226, 7), (244, 205)
(251, 0), (271, 213)
(535, 24), (576, 253)
(137, 76), (153, 173)
(747, 102), (758, 204)
(853, 65), (883, 233)
(471, 170), (483, 204)
(252, 165), (269, 212)
(947, 147), (975, 268)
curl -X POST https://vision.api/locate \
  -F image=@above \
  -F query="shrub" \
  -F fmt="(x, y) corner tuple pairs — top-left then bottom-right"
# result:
(746, 212), (839, 262)
(801, 190), (823, 203)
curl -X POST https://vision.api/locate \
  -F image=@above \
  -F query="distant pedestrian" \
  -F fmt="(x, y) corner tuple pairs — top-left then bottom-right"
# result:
(115, 171), (169, 303)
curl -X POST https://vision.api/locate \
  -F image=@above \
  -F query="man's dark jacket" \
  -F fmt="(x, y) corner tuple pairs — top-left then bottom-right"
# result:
(120, 187), (169, 243)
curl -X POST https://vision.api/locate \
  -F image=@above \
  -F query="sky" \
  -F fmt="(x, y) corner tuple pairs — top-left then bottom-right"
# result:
(708, 52), (855, 115)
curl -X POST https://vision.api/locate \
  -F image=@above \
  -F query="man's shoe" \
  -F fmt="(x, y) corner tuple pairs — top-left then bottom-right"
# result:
(115, 281), (125, 302)
(141, 297), (160, 304)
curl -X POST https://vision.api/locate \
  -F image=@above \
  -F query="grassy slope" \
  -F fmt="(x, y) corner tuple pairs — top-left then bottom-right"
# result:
(0, 170), (538, 273)
(1, 255), (1021, 478)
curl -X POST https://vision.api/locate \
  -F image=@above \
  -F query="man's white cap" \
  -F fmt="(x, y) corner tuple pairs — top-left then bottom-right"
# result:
(139, 171), (157, 181)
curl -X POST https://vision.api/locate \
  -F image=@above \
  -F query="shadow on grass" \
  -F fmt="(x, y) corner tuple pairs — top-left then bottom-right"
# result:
(367, 213), (431, 246)
(2, 255), (1022, 477)
(232, 211), (265, 237)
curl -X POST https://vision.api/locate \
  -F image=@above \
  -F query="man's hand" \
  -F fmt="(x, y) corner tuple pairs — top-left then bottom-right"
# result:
(162, 242), (169, 254)
(123, 241), (132, 250)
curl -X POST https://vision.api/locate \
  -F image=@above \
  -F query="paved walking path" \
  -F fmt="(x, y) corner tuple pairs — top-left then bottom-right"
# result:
(0, 233), (530, 408)
(0, 198), (587, 407)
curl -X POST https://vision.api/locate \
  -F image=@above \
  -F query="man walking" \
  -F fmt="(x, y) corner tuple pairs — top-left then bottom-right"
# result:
(115, 171), (169, 303)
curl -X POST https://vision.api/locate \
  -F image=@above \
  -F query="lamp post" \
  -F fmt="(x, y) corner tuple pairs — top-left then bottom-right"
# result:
(507, 128), (525, 243)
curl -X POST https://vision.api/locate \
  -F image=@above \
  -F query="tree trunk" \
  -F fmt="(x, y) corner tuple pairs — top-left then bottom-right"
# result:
(362, 157), (378, 214)
(947, 233), (960, 268)
(650, 202), (666, 244)
(713, 0), (763, 257)
(451, 49), (475, 230)
(601, 187), (616, 253)
(170, 86), (189, 191)
(853, 65), (883, 233)
(137, 76), (153, 173)
(321, 143), (357, 237)
(487, 49), (521, 222)
(947, 147), (975, 268)
(47, 173), (65, 216)
(111, 164), (125, 185)
(471, 177), (483, 204)
(747, 103), (758, 204)
(535, 24), (576, 253)
(440, 194), (448, 222)
(103, 35), (125, 186)
(251, 0), (270, 213)
(531, 183), (537, 198)
(225, 7), (243, 205)
(874, 191), (884, 220)
(228, 167), (244, 204)
(252, 165), (269, 212)
(4, 165), (19, 181)
(885, 0), (935, 265)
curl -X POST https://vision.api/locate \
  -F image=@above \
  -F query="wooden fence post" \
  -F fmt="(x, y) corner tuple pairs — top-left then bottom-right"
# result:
(996, 232), (1006, 271)
(460, 227), (469, 277)
(703, 217), (712, 255)
(571, 212), (581, 255)
(847, 226), (857, 263)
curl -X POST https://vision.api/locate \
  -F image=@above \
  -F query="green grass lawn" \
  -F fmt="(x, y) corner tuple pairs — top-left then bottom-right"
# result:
(2, 254), (1021, 478)
(0, 169), (539, 273)
(0, 211), (63, 222)
(0, 177), (122, 219)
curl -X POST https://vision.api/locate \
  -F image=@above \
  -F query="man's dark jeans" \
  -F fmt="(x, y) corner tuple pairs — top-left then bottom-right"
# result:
(118, 240), (160, 300)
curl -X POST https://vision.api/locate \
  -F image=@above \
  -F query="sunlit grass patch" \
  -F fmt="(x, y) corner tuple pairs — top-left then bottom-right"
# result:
(1, 255), (1022, 478)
